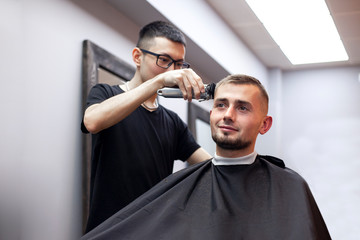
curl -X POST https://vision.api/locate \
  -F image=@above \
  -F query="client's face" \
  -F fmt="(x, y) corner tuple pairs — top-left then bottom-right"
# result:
(210, 83), (267, 156)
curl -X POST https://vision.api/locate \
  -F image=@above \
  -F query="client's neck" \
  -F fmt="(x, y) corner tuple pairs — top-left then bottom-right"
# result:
(216, 147), (254, 158)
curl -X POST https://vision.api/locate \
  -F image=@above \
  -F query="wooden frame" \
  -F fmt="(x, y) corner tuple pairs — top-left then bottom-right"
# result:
(81, 40), (135, 232)
(187, 102), (210, 140)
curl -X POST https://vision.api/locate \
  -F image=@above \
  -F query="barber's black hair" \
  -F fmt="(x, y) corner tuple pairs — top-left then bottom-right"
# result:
(136, 21), (186, 49)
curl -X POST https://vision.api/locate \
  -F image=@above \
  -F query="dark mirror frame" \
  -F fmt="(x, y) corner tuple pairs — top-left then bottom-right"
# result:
(81, 40), (135, 232)
(187, 102), (210, 140)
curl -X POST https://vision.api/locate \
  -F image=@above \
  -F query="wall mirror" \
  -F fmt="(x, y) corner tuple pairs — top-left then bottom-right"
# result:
(81, 40), (135, 232)
(188, 103), (215, 156)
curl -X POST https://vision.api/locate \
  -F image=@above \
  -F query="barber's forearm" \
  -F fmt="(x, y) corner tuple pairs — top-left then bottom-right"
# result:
(187, 148), (212, 165)
(84, 79), (163, 133)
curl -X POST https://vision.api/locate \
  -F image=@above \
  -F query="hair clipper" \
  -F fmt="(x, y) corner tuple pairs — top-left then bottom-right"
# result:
(157, 83), (216, 101)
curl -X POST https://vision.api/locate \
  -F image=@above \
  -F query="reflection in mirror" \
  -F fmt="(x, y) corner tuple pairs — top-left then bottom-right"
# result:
(196, 119), (216, 155)
(98, 67), (126, 86)
(188, 102), (215, 156)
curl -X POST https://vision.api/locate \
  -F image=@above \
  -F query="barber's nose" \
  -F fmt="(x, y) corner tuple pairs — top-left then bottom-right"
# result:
(167, 63), (176, 71)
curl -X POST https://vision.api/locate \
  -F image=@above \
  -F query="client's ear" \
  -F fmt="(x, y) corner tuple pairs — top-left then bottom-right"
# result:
(259, 116), (272, 135)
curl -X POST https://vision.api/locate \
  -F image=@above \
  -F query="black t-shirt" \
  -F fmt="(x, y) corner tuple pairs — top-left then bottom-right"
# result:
(82, 84), (200, 232)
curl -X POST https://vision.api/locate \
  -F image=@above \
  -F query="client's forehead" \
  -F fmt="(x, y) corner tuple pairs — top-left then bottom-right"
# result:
(215, 83), (259, 98)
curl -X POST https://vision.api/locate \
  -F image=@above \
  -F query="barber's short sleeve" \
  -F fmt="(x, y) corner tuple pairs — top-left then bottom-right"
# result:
(81, 84), (117, 133)
(86, 84), (116, 107)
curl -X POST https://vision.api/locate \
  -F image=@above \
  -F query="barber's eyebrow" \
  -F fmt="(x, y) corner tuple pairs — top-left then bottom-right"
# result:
(158, 52), (184, 61)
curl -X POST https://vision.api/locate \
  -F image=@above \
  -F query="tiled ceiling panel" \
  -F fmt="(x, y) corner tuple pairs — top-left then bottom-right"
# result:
(206, 0), (360, 70)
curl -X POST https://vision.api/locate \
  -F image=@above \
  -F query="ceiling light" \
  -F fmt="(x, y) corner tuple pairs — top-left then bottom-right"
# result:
(245, 0), (349, 65)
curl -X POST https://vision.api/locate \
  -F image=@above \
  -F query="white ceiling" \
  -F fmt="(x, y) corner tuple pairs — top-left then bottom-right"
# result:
(206, 0), (360, 70)
(108, 0), (359, 74)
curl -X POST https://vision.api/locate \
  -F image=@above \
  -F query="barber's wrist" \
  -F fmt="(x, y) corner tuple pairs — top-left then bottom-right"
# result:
(151, 75), (166, 90)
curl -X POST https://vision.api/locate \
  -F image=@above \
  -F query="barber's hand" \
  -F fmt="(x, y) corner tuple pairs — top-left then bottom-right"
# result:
(158, 69), (205, 101)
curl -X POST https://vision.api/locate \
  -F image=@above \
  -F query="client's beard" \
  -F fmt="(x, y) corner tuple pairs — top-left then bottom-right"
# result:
(212, 133), (251, 150)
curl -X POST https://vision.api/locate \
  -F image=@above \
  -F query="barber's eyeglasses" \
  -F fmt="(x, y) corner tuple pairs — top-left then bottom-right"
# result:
(140, 48), (190, 69)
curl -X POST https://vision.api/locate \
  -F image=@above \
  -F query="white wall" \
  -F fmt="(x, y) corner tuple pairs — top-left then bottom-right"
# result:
(280, 66), (360, 240)
(255, 68), (284, 156)
(0, 0), (139, 239)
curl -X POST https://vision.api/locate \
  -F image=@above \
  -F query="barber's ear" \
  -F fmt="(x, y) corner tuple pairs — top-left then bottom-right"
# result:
(132, 48), (142, 67)
(259, 116), (272, 135)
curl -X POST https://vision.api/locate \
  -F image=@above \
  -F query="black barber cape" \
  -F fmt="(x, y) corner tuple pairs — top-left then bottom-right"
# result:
(81, 155), (331, 240)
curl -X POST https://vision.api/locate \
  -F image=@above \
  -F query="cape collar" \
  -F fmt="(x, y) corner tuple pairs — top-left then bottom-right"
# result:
(212, 151), (257, 165)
